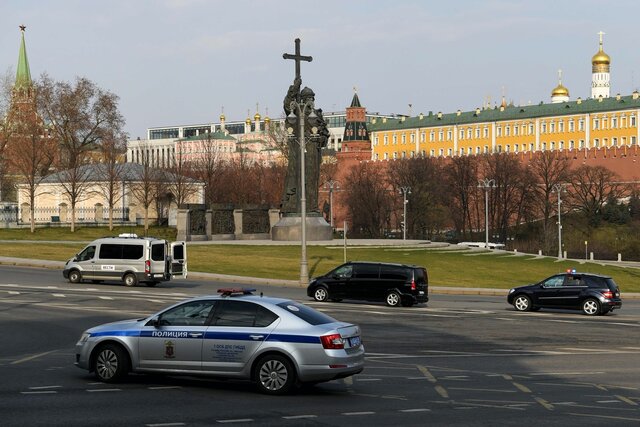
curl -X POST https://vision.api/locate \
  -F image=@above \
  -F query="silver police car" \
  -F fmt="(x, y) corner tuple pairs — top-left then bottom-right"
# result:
(75, 288), (364, 394)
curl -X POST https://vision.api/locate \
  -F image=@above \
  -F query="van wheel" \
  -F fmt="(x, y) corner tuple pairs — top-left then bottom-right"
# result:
(68, 270), (82, 284)
(123, 273), (138, 287)
(385, 291), (401, 307)
(313, 287), (328, 302)
(94, 343), (129, 383)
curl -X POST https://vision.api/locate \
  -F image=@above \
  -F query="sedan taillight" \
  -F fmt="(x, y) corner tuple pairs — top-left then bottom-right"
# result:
(320, 334), (344, 349)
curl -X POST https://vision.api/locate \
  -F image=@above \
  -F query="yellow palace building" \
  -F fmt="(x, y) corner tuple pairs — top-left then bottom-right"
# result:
(369, 33), (640, 161)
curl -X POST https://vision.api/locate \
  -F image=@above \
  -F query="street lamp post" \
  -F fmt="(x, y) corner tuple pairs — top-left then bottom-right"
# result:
(478, 178), (496, 249)
(399, 186), (411, 240)
(325, 180), (339, 229)
(287, 100), (319, 286)
(552, 183), (566, 259)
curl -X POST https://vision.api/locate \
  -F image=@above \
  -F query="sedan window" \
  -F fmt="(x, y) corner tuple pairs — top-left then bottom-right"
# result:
(159, 300), (215, 326)
(213, 301), (271, 327)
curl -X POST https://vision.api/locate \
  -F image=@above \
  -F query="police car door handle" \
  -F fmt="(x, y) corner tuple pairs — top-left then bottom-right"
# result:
(188, 332), (203, 338)
(250, 335), (264, 340)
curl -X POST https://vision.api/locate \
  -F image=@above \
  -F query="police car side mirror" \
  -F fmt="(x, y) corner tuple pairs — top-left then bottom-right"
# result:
(149, 316), (161, 328)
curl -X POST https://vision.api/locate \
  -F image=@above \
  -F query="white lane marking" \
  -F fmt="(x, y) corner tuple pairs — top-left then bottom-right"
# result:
(99, 296), (113, 300)
(84, 288), (98, 291)
(148, 386), (182, 390)
(216, 419), (253, 424)
(399, 408), (431, 413)
(569, 413), (640, 422)
(149, 299), (167, 303)
(8, 291), (20, 295)
(128, 290), (142, 294)
(282, 415), (317, 420)
(146, 423), (186, 427)
(608, 323), (639, 327)
(46, 286), (58, 289)
(52, 293), (66, 297)
(357, 378), (382, 382)
(597, 400), (622, 403)
(29, 385), (62, 390)
(560, 348), (617, 352)
(87, 389), (121, 392)
(530, 372), (605, 377)
(449, 387), (517, 393)
(21, 391), (57, 395)
(342, 412), (376, 416)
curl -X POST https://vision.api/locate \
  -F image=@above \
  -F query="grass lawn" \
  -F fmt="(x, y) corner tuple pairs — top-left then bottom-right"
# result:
(0, 236), (639, 292)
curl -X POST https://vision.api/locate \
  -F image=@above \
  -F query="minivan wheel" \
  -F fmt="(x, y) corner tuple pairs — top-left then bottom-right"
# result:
(254, 355), (296, 395)
(313, 287), (328, 302)
(513, 295), (532, 312)
(582, 298), (601, 316)
(123, 273), (138, 287)
(385, 291), (401, 307)
(68, 270), (82, 284)
(94, 343), (129, 383)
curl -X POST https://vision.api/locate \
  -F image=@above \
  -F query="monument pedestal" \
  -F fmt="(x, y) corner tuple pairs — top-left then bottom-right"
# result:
(271, 214), (332, 241)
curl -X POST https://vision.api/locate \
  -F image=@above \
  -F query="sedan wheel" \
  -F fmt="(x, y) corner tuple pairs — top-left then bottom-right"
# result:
(385, 291), (401, 307)
(582, 298), (600, 316)
(513, 295), (532, 312)
(255, 355), (295, 395)
(94, 344), (128, 383)
(313, 287), (328, 302)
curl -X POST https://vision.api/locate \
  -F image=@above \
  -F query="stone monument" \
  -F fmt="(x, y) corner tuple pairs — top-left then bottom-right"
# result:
(272, 38), (332, 241)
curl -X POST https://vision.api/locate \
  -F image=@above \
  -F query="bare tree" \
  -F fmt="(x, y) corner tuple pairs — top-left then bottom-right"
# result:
(444, 156), (479, 240)
(569, 165), (624, 227)
(167, 144), (201, 209)
(0, 68), (16, 201)
(527, 151), (571, 252)
(5, 98), (55, 231)
(96, 134), (127, 230)
(129, 146), (159, 234)
(37, 75), (126, 231)
(343, 162), (393, 237)
(193, 133), (227, 207)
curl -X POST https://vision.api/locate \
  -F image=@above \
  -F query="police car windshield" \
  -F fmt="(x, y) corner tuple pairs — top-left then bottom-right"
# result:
(277, 302), (336, 325)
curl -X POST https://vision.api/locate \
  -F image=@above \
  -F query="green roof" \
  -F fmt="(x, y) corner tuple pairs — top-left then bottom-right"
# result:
(369, 94), (640, 132)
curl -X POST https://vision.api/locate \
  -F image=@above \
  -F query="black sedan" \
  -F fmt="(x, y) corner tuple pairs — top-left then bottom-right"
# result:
(507, 270), (622, 315)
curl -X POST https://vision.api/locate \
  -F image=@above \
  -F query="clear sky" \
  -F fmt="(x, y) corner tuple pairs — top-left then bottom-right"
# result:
(2, 0), (639, 139)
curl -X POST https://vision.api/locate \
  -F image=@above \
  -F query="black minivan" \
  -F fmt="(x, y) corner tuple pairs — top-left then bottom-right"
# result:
(307, 261), (428, 307)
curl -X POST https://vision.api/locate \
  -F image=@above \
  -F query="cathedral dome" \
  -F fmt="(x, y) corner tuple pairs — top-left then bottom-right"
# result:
(592, 48), (610, 65)
(551, 83), (569, 97)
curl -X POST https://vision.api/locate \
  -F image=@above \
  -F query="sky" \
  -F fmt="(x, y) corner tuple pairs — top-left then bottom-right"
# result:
(2, 0), (640, 140)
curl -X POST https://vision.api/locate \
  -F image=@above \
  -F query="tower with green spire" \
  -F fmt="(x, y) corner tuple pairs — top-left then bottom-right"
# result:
(13, 24), (33, 100)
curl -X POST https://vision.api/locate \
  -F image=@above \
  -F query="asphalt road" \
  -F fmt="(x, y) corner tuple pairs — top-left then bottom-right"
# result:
(0, 266), (639, 426)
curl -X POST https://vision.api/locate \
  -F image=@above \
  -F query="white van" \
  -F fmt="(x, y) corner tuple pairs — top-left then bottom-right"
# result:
(63, 234), (187, 287)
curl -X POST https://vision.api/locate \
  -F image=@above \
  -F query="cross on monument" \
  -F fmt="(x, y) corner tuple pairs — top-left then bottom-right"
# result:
(283, 38), (312, 80)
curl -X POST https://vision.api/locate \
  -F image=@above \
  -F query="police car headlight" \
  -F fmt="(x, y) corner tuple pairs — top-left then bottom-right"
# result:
(77, 332), (90, 345)
(509, 288), (515, 294)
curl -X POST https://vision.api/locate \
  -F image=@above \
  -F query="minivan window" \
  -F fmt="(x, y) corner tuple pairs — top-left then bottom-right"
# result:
(354, 264), (379, 279)
(414, 268), (427, 283)
(380, 266), (408, 281)
(333, 265), (352, 278)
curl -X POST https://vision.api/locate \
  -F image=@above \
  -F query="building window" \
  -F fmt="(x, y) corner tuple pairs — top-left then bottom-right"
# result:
(569, 120), (575, 132)
(439, 148), (444, 156)
(612, 117), (618, 128)
(410, 134), (415, 143)
(375, 153), (379, 160)
(551, 122), (556, 133)
(393, 152), (397, 159)
(447, 130), (452, 140)
(430, 149), (435, 156)
(484, 145), (489, 153)
(497, 127), (502, 137)
(430, 131), (435, 142)
(569, 140), (575, 149)
(459, 129), (464, 139)
(541, 122), (546, 133)
(476, 146), (481, 154)
(593, 119), (600, 130)
(632, 136), (637, 145)
(542, 142), (547, 151)
(467, 128), (472, 139)
(579, 119), (585, 131)
(384, 135), (388, 145)
(505, 126), (511, 136)
(579, 139), (585, 148)
(612, 137), (617, 147)
(621, 116), (627, 127)
(447, 148), (452, 156)
(528, 124), (534, 135)
(594, 139), (600, 148)
(421, 150), (426, 157)
(514, 144), (519, 153)
(384, 152), (389, 160)
(514, 126), (519, 136)
(374, 136), (378, 146)
(560, 141), (565, 150)
(483, 127), (489, 138)
(401, 151), (406, 158)
(559, 121), (564, 132)
(505, 144), (510, 153)
(632, 116), (637, 127)
(475, 127), (480, 138)
(420, 132), (425, 143)
(550, 141), (555, 150)
(393, 135), (397, 144)
(438, 131), (443, 141)
(401, 134), (406, 144)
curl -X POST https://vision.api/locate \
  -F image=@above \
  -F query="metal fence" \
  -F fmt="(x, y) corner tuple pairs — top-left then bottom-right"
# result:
(18, 206), (130, 224)
(0, 205), (18, 222)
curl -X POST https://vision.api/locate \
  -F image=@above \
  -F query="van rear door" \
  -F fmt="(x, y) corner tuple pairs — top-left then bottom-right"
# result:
(170, 241), (187, 279)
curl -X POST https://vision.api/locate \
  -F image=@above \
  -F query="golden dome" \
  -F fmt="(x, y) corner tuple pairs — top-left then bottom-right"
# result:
(592, 48), (610, 65)
(245, 117), (251, 124)
(551, 83), (569, 97)
(254, 112), (261, 120)
(264, 116), (270, 122)
(219, 114), (225, 121)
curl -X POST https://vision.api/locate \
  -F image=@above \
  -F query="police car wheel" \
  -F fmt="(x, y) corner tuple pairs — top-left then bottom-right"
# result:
(123, 273), (137, 287)
(94, 344), (128, 383)
(255, 355), (296, 395)
(69, 270), (82, 284)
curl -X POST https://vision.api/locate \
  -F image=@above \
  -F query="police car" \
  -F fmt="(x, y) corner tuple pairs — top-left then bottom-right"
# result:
(75, 288), (365, 394)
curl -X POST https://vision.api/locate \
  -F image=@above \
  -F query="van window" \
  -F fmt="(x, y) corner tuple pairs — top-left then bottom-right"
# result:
(99, 244), (143, 260)
(380, 266), (408, 281)
(77, 245), (96, 261)
(354, 264), (379, 279)
(151, 244), (165, 261)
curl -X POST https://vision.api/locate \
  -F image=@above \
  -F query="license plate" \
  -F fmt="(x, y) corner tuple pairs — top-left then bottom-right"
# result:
(419, 291), (424, 295)
(349, 336), (361, 347)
